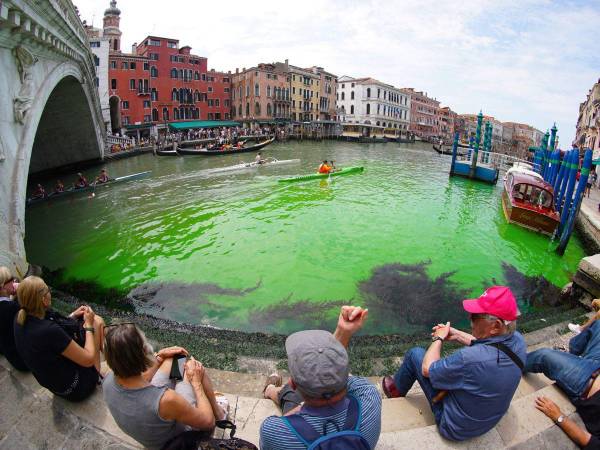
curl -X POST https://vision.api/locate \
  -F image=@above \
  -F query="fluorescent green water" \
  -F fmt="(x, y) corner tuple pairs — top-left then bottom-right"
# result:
(25, 141), (586, 334)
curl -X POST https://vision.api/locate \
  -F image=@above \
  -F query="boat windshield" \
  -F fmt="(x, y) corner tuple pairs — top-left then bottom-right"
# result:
(513, 183), (553, 208)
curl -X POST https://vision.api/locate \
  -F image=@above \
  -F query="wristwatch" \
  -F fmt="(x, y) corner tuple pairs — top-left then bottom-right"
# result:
(432, 336), (444, 344)
(84, 327), (95, 334)
(555, 414), (565, 424)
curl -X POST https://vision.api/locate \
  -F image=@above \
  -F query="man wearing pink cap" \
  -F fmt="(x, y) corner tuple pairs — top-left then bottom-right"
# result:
(381, 286), (526, 441)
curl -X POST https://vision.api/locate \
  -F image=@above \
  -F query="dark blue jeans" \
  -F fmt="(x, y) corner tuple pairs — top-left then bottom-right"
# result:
(526, 320), (600, 402)
(393, 347), (443, 423)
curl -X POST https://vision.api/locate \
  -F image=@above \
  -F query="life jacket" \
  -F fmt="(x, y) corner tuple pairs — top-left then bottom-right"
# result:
(318, 164), (330, 174)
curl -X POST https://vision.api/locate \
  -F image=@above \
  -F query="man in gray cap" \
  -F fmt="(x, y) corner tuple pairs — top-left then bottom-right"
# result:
(259, 306), (381, 450)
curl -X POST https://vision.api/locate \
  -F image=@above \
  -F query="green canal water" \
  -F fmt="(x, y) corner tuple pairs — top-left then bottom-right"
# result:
(25, 141), (586, 335)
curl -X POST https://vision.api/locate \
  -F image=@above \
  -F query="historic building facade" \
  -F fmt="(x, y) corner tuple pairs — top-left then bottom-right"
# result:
(92, 1), (231, 137)
(289, 65), (321, 122)
(336, 76), (410, 131)
(574, 79), (600, 158)
(86, 25), (111, 129)
(230, 61), (291, 124)
(438, 106), (457, 143)
(403, 88), (439, 139)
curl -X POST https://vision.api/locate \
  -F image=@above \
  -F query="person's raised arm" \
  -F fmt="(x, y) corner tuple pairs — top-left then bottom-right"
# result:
(142, 346), (189, 382)
(62, 307), (97, 368)
(422, 322), (450, 378)
(333, 306), (368, 348)
(432, 323), (475, 346)
(535, 397), (592, 447)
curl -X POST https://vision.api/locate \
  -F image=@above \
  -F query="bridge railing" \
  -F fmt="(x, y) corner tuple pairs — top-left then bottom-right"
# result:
(456, 151), (530, 172)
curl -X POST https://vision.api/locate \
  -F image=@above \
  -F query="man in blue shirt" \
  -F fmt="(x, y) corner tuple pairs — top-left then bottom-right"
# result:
(382, 286), (526, 441)
(259, 306), (382, 450)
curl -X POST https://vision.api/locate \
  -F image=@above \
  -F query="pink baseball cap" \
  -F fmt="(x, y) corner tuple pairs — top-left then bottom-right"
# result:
(462, 286), (519, 321)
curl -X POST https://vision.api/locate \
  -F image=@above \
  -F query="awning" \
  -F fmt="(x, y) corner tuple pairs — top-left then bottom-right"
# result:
(168, 120), (241, 130)
(125, 123), (153, 130)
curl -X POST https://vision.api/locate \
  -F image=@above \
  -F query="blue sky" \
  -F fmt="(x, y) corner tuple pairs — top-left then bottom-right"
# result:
(77, 0), (599, 145)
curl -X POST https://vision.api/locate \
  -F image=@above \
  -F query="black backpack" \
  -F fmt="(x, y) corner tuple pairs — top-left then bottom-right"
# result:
(282, 395), (370, 450)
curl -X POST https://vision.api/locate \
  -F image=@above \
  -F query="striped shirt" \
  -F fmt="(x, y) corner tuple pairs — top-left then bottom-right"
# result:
(259, 376), (381, 450)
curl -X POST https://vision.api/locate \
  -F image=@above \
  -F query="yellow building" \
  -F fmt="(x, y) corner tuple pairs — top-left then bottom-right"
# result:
(289, 65), (320, 122)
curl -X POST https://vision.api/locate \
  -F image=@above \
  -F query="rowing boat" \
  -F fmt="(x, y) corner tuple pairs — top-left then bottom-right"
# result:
(210, 158), (300, 173)
(278, 166), (364, 183)
(181, 138), (275, 156)
(26, 171), (152, 205)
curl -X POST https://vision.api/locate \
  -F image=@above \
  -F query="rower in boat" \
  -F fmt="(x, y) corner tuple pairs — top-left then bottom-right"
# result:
(95, 169), (110, 184)
(54, 180), (65, 194)
(329, 160), (339, 172)
(255, 152), (265, 165)
(318, 160), (332, 174)
(31, 184), (46, 199)
(74, 173), (89, 189)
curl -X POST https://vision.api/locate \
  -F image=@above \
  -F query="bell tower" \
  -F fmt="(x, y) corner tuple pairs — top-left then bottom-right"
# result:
(103, 0), (122, 53)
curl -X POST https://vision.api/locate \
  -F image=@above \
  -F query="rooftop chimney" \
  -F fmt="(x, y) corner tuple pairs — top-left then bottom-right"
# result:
(131, 42), (137, 55)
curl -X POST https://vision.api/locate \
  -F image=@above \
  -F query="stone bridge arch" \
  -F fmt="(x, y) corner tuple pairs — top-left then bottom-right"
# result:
(0, 1), (106, 275)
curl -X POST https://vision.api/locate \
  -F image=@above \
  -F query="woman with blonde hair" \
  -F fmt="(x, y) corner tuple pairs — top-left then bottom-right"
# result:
(0, 266), (28, 371)
(13, 276), (105, 401)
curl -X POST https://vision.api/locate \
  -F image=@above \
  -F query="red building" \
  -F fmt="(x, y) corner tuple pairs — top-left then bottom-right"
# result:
(103, 2), (231, 137)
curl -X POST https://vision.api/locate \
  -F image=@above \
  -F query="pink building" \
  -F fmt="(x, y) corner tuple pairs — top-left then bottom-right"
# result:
(403, 88), (440, 140)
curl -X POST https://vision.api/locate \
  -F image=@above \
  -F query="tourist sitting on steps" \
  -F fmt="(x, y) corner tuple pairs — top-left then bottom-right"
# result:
(0, 266), (28, 371)
(381, 286), (526, 441)
(525, 316), (600, 449)
(260, 305), (382, 450)
(569, 299), (600, 334)
(13, 276), (105, 401)
(102, 323), (227, 450)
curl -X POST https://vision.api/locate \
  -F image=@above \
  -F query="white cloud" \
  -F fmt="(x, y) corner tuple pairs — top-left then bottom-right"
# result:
(76, 0), (599, 145)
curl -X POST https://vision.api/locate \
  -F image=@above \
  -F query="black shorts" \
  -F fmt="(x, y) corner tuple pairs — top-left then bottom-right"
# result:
(57, 366), (99, 402)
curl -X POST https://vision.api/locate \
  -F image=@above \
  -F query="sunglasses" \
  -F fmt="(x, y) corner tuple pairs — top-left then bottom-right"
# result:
(103, 321), (136, 331)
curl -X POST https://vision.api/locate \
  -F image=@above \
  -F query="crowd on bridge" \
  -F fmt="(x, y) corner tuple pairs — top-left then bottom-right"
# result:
(0, 267), (599, 450)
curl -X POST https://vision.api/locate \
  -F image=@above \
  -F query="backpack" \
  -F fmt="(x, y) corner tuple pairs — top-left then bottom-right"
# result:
(282, 395), (370, 450)
(160, 420), (258, 450)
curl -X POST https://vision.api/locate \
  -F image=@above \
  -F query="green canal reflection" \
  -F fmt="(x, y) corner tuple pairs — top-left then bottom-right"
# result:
(25, 141), (586, 334)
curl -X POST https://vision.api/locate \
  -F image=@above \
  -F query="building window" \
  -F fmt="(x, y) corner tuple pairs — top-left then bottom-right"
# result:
(93, 55), (100, 67)
(151, 66), (158, 77)
(95, 77), (99, 87)
(172, 89), (178, 101)
(111, 79), (117, 89)
(194, 71), (200, 80)
(224, 113), (230, 119)
(367, 88), (371, 98)
(152, 109), (159, 121)
(208, 87), (213, 93)
(267, 86), (271, 97)
(215, 99), (220, 107)
(351, 91), (354, 100)
(246, 102), (250, 116)
(341, 92), (345, 100)
(162, 108), (169, 120)
(167, 41), (177, 48)
(224, 87), (230, 93)
(150, 53), (159, 60)
(130, 79), (136, 90)
(149, 38), (161, 46)
(143, 62), (149, 70)
(110, 60), (116, 69)
(90, 41), (100, 48)
(350, 105), (354, 114)
(171, 68), (178, 78)
(208, 113), (214, 120)
(224, 99), (229, 107)
(239, 105), (242, 116)
(366, 104), (370, 115)
(122, 116), (130, 125)
(255, 84), (259, 96)
(143, 100), (150, 108)
(122, 101), (129, 109)
(255, 102), (260, 114)
(151, 88), (158, 101)
(174, 108), (179, 120)
(130, 62), (136, 70)
(267, 103), (272, 116)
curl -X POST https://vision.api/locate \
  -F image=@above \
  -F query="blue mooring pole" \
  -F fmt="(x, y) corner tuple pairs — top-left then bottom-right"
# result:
(555, 149), (574, 213)
(548, 149), (560, 186)
(557, 148), (593, 255)
(541, 131), (550, 180)
(470, 111), (483, 178)
(450, 132), (459, 176)
(533, 149), (543, 173)
(557, 150), (579, 234)
(553, 150), (568, 208)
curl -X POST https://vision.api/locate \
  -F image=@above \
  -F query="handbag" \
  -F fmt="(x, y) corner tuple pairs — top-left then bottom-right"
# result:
(45, 310), (86, 347)
(160, 421), (257, 450)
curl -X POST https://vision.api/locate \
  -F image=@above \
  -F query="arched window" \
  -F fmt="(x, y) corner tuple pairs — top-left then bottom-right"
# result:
(194, 71), (200, 80)
(194, 90), (200, 102)
(179, 107), (184, 118)
(172, 89), (178, 101)
(179, 88), (185, 103)
(267, 103), (272, 116)
(246, 102), (250, 116)
(231, 107), (236, 118)
(162, 108), (169, 121)
(152, 109), (158, 121)
(367, 88), (371, 98)
(151, 66), (158, 77)
(151, 88), (158, 101)
(179, 69), (184, 79)
(255, 84), (259, 96)
(341, 92), (345, 100)
(171, 68), (178, 78)
(350, 105), (354, 114)
(267, 86), (271, 97)
(351, 91), (354, 100)
(255, 102), (261, 115)
(111, 79), (117, 89)
(93, 55), (100, 66)
(174, 108), (179, 120)
(366, 104), (370, 115)
(238, 105), (242, 116)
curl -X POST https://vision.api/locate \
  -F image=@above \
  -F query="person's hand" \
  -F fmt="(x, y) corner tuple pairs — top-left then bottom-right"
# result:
(185, 357), (205, 386)
(70, 305), (87, 319)
(432, 323), (458, 341)
(83, 306), (95, 327)
(433, 322), (451, 340)
(337, 306), (369, 336)
(535, 396), (562, 422)
(157, 346), (189, 359)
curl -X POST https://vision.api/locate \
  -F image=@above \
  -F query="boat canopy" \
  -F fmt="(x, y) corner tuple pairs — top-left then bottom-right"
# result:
(168, 120), (241, 130)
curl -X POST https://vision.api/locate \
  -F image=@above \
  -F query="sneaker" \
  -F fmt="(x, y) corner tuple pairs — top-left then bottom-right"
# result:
(568, 323), (582, 334)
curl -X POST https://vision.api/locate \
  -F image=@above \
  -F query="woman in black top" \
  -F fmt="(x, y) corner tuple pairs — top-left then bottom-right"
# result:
(13, 276), (105, 401)
(0, 267), (28, 371)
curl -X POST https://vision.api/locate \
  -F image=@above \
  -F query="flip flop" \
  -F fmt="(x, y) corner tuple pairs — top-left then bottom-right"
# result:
(262, 373), (283, 398)
(382, 376), (402, 398)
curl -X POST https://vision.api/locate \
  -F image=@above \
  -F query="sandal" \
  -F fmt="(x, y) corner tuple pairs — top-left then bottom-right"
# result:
(262, 373), (283, 398)
(382, 376), (402, 398)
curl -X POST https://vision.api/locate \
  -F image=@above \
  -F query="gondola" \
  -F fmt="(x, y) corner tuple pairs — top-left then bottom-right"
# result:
(433, 143), (465, 156)
(179, 137), (275, 156)
(154, 143), (179, 156)
(26, 171), (152, 205)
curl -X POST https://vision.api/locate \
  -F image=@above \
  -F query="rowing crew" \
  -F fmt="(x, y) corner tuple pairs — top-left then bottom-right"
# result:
(318, 160), (338, 174)
(30, 169), (109, 199)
